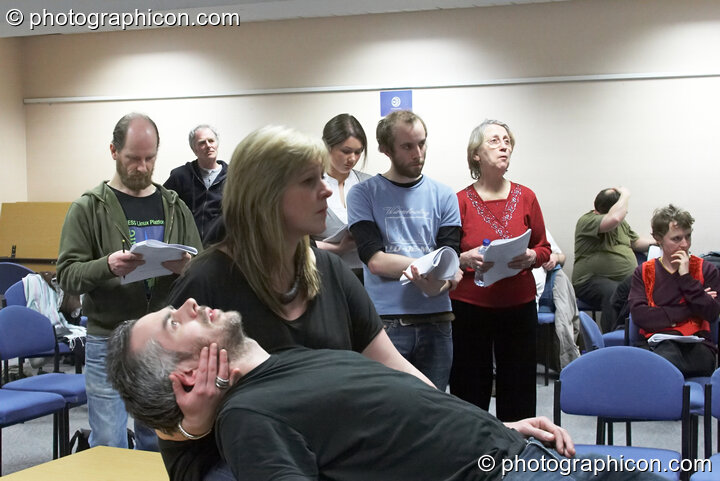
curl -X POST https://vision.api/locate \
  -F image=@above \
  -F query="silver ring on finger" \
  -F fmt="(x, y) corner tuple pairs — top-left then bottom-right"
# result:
(215, 376), (230, 390)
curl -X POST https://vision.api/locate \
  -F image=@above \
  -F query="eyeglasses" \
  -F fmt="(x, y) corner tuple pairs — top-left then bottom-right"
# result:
(485, 137), (513, 149)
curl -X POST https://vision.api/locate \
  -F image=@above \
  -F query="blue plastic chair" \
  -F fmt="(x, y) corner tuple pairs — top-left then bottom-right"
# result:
(578, 311), (605, 351)
(578, 309), (626, 350)
(554, 346), (692, 480)
(692, 368), (720, 480)
(0, 306), (87, 456)
(602, 327), (626, 347)
(0, 389), (66, 474)
(3, 280), (25, 308)
(4, 280), (78, 375)
(0, 262), (33, 298)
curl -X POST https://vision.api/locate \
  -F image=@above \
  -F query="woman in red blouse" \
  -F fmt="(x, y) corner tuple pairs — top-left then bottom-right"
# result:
(450, 120), (551, 421)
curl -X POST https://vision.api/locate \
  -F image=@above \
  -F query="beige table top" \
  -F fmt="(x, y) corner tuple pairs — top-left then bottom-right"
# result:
(3, 446), (169, 481)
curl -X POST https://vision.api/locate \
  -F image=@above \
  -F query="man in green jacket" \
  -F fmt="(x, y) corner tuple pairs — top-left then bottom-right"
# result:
(57, 112), (202, 451)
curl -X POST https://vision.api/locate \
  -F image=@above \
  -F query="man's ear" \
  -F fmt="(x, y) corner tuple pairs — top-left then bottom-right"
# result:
(172, 362), (199, 387)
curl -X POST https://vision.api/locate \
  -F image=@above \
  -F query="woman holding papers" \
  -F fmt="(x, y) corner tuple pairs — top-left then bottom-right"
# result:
(312, 114), (372, 280)
(159, 126), (431, 481)
(449, 119), (551, 421)
(628, 205), (720, 377)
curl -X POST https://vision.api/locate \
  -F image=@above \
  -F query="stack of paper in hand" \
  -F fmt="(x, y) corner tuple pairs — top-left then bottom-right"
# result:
(121, 239), (198, 285)
(400, 247), (459, 285)
(481, 229), (532, 287)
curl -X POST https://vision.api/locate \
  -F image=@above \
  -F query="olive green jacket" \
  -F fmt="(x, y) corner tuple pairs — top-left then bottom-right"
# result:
(57, 182), (202, 336)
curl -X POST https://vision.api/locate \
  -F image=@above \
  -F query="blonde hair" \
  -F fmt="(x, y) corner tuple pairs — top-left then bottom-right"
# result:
(222, 125), (329, 315)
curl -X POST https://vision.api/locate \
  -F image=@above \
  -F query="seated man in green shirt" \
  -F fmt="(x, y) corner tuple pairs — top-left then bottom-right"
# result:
(572, 187), (653, 332)
(107, 298), (664, 481)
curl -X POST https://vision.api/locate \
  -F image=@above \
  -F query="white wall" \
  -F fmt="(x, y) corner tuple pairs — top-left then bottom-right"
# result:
(0, 37), (27, 206)
(10, 0), (720, 274)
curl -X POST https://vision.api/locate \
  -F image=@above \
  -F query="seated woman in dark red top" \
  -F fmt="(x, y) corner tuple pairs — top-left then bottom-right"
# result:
(629, 204), (720, 377)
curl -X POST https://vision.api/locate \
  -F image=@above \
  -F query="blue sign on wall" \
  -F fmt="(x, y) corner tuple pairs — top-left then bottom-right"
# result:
(380, 90), (412, 116)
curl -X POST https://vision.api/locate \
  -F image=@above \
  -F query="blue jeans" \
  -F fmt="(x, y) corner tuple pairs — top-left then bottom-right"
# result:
(85, 335), (158, 451)
(382, 319), (453, 391)
(502, 439), (664, 481)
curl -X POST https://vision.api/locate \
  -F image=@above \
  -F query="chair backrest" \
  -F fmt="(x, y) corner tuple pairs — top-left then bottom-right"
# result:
(635, 249), (648, 266)
(578, 311), (604, 351)
(558, 346), (686, 420)
(627, 314), (642, 346)
(711, 368), (720, 420)
(0, 305), (56, 360)
(0, 262), (34, 294)
(702, 367), (720, 457)
(4, 280), (26, 307)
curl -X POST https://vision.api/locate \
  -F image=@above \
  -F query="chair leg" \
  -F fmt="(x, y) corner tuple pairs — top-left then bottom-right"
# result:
(544, 324), (551, 386)
(53, 342), (61, 373)
(691, 416), (698, 461)
(52, 412), (59, 459)
(55, 407), (72, 457)
(595, 417), (606, 444)
(625, 422), (632, 446)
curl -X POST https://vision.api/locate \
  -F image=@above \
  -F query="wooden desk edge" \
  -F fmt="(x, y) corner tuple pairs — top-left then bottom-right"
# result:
(3, 446), (168, 480)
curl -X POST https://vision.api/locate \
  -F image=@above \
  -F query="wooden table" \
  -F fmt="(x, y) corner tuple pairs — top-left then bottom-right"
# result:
(3, 446), (169, 480)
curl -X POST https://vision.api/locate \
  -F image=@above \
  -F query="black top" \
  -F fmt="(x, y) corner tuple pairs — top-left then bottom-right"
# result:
(163, 160), (228, 244)
(213, 348), (526, 481)
(168, 247), (383, 353)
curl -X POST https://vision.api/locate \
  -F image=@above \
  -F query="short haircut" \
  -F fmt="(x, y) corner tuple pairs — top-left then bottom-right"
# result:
(188, 124), (219, 149)
(112, 113), (160, 151)
(222, 125), (327, 315)
(466, 119), (515, 180)
(376, 110), (427, 154)
(322, 114), (368, 168)
(594, 188), (620, 214)
(106, 319), (188, 433)
(651, 204), (694, 240)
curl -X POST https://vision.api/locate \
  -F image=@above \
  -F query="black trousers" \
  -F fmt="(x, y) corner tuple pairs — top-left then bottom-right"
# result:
(652, 340), (716, 377)
(450, 299), (537, 422)
(574, 276), (620, 333)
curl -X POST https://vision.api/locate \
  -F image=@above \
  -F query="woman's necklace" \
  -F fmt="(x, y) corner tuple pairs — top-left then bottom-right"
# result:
(279, 272), (301, 304)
